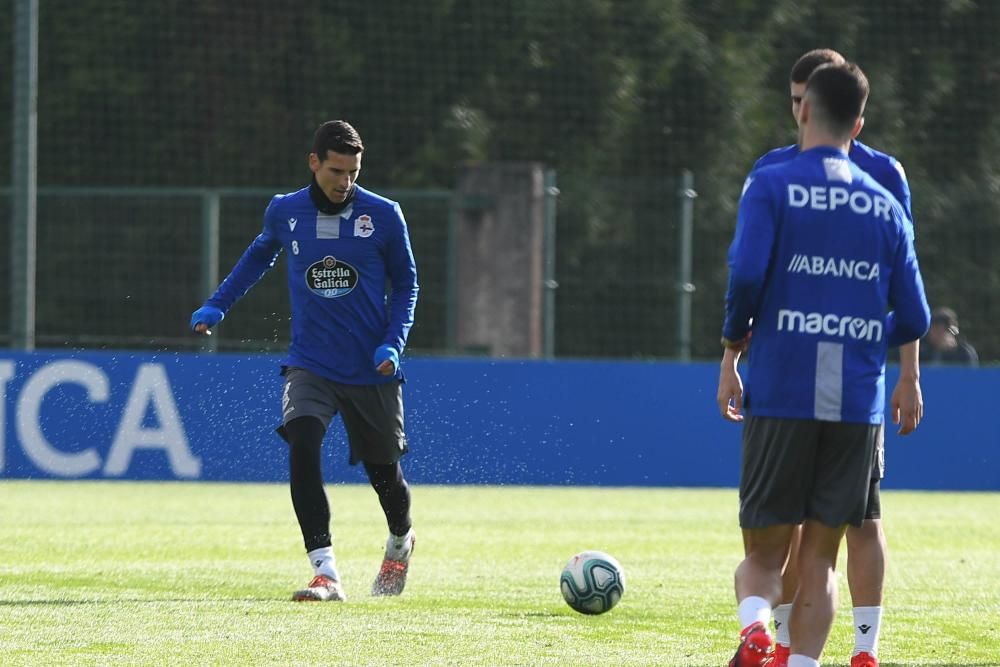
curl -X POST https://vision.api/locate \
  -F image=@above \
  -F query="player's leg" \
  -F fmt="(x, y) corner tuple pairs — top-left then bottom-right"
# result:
(364, 460), (415, 595)
(737, 523), (796, 608)
(276, 368), (344, 601)
(772, 524), (802, 665)
(731, 417), (817, 666)
(789, 519), (846, 660)
(286, 415), (332, 554)
(845, 426), (886, 666)
(788, 421), (878, 662)
(333, 380), (414, 596)
(734, 526), (795, 667)
(363, 461), (413, 542)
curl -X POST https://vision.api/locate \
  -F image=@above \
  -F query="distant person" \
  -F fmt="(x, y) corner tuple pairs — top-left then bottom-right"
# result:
(749, 48), (923, 667)
(717, 63), (930, 667)
(921, 307), (979, 367)
(190, 120), (419, 602)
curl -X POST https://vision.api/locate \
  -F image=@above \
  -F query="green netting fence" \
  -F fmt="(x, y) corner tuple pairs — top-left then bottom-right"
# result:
(3, 1), (998, 361)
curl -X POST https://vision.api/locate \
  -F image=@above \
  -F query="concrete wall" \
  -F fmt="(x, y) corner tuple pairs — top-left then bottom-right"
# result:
(454, 163), (546, 357)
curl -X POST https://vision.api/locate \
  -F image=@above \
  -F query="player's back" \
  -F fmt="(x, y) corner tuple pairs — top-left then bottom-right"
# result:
(736, 147), (916, 424)
(752, 139), (913, 224)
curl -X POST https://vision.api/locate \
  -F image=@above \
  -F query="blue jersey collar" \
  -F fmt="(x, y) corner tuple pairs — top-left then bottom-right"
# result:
(800, 145), (850, 160)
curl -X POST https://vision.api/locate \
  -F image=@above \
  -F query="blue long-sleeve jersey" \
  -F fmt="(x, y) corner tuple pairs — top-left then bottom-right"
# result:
(204, 184), (419, 385)
(753, 139), (914, 227)
(723, 146), (930, 423)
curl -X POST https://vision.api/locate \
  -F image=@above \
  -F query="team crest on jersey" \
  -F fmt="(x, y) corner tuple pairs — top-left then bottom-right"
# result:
(354, 215), (374, 238)
(305, 255), (358, 298)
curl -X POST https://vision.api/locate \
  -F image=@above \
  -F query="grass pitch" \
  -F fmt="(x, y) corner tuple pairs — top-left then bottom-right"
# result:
(0, 482), (997, 666)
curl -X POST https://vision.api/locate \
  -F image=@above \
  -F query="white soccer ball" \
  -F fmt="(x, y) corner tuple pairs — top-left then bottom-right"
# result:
(560, 550), (626, 615)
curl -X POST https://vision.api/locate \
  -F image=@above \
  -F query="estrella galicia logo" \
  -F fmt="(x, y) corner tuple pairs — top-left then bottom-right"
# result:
(305, 255), (358, 298)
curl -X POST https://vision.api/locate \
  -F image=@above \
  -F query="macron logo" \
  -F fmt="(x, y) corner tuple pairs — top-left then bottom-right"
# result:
(288, 218), (298, 232)
(777, 309), (883, 342)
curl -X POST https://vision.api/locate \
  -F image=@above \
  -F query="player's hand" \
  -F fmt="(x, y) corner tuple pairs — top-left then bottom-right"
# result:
(374, 344), (399, 376)
(190, 305), (224, 336)
(717, 352), (744, 423)
(890, 374), (923, 435)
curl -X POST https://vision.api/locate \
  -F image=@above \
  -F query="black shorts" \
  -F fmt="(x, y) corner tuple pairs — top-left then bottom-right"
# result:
(864, 424), (885, 520)
(276, 366), (408, 465)
(739, 416), (880, 530)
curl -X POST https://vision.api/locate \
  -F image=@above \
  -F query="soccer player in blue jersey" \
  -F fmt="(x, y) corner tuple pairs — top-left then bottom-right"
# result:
(190, 120), (419, 602)
(717, 64), (930, 667)
(748, 49), (923, 667)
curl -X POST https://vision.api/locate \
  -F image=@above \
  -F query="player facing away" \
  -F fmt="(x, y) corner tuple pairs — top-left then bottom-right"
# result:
(717, 63), (930, 667)
(190, 120), (419, 601)
(748, 48), (924, 667)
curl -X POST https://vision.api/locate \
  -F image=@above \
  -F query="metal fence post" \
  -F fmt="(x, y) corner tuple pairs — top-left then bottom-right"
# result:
(11, 0), (39, 350)
(543, 169), (559, 359)
(200, 191), (220, 352)
(444, 195), (458, 353)
(676, 170), (697, 361)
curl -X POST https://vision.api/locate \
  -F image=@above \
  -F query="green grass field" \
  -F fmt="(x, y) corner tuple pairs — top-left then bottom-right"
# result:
(0, 482), (997, 666)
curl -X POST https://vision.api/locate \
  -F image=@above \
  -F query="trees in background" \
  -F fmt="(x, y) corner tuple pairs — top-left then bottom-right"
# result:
(1, 0), (997, 358)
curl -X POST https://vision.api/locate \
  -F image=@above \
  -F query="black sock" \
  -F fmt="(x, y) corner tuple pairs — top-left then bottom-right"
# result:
(363, 461), (412, 537)
(285, 416), (331, 552)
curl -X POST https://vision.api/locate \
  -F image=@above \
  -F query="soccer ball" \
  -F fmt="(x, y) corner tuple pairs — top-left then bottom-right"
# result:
(560, 550), (626, 615)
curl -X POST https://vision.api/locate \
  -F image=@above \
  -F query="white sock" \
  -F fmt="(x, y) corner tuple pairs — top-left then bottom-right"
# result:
(385, 527), (414, 561)
(307, 546), (339, 580)
(737, 595), (771, 630)
(788, 656), (819, 667)
(853, 606), (882, 656)
(773, 603), (792, 647)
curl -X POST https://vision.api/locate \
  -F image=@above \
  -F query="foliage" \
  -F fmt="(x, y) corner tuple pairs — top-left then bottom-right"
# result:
(1, 1), (998, 358)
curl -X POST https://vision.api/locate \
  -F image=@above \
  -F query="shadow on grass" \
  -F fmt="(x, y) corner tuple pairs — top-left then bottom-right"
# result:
(500, 610), (564, 618)
(0, 597), (286, 606)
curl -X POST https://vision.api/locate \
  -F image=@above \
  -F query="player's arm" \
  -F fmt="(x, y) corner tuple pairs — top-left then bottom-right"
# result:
(717, 345), (745, 423)
(885, 210), (930, 433)
(190, 197), (283, 335)
(885, 217), (931, 347)
(717, 175), (777, 422)
(374, 203), (419, 375)
(890, 338), (923, 435)
(886, 158), (914, 231)
(721, 175), (778, 346)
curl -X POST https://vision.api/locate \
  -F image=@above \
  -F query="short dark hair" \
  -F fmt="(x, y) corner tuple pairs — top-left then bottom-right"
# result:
(312, 120), (364, 159)
(804, 62), (869, 137)
(931, 307), (959, 331)
(790, 48), (846, 84)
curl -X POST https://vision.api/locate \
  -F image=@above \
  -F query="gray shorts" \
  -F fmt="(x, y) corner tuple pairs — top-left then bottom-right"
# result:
(739, 416), (879, 529)
(277, 366), (407, 465)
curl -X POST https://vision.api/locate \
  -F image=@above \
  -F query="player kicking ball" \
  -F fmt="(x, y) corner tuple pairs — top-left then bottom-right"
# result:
(191, 120), (419, 601)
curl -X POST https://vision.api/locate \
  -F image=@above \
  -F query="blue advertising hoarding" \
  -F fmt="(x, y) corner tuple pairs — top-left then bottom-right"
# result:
(0, 350), (996, 490)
